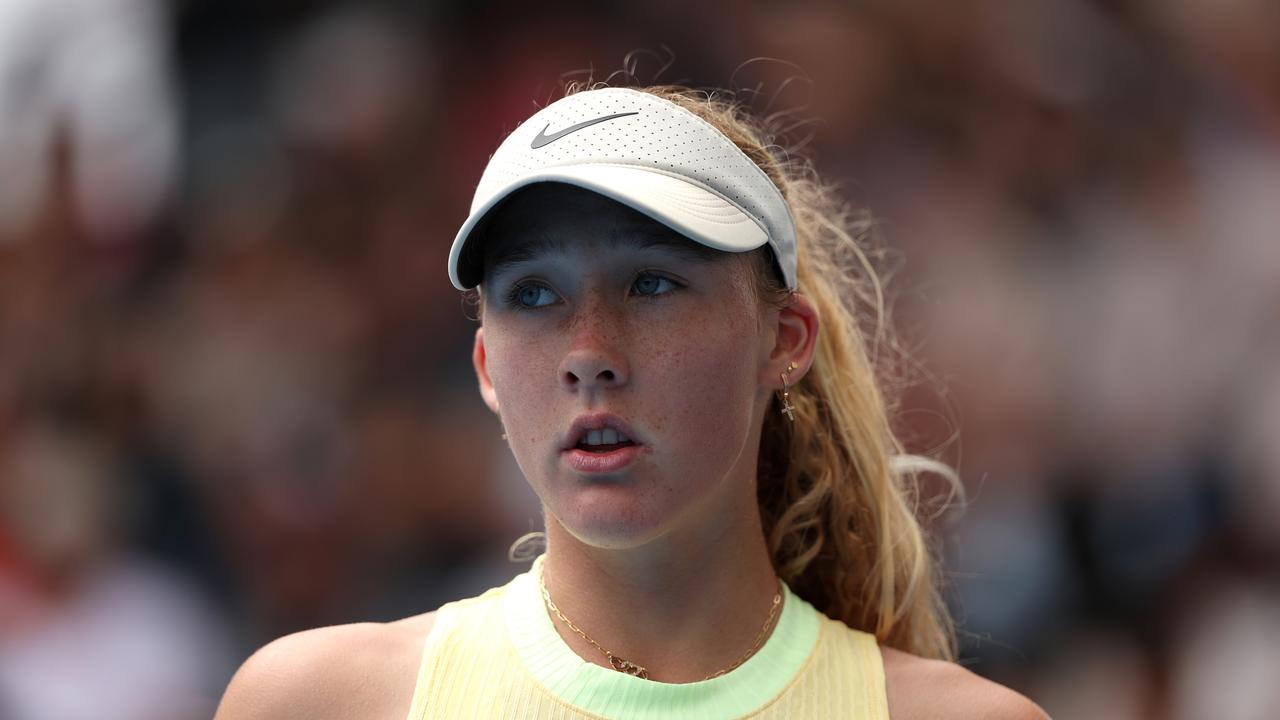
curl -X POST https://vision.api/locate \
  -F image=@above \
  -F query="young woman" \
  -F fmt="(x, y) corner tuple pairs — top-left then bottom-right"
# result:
(216, 84), (1049, 719)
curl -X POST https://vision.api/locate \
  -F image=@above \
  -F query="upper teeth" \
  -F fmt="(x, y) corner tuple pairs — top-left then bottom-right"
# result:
(581, 428), (629, 445)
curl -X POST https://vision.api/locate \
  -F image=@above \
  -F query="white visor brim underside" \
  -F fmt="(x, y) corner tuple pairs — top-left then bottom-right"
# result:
(448, 163), (770, 289)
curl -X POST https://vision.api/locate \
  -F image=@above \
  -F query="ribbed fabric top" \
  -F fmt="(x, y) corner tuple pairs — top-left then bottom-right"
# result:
(404, 555), (890, 719)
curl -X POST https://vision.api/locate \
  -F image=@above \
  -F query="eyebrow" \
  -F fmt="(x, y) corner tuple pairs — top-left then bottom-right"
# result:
(483, 227), (723, 282)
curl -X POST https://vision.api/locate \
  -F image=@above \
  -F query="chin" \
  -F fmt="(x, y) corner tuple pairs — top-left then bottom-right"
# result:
(533, 451), (740, 550)
(548, 488), (681, 550)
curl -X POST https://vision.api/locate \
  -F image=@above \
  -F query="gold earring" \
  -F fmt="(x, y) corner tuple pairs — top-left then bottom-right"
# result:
(497, 411), (508, 441)
(779, 361), (798, 422)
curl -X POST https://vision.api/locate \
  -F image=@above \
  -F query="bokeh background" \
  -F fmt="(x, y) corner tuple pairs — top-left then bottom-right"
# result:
(2, 0), (1278, 718)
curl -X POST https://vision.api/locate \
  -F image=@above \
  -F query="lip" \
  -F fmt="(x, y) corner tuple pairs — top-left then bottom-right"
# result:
(561, 412), (644, 451)
(562, 445), (645, 474)
(560, 412), (647, 475)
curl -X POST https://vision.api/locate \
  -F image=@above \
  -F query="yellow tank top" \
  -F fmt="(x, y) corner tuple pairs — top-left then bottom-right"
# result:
(404, 555), (890, 719)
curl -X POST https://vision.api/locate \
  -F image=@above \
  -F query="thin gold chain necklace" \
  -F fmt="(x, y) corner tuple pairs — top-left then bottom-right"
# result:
(537, 564), (784, 681)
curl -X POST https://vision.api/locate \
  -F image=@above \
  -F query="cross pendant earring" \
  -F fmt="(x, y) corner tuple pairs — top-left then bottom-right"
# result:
(780, 361), (798, 422)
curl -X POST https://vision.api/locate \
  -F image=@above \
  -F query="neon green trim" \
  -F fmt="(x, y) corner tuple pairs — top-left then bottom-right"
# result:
(503, 555), (820, 718)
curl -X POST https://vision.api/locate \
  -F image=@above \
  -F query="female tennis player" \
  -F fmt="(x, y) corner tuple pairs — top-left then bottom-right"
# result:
(216, 84), (1049, 719)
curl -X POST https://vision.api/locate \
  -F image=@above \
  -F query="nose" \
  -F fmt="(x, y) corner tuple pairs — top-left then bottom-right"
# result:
(560, 347), (629, 392)
(559, 314), (629, 394)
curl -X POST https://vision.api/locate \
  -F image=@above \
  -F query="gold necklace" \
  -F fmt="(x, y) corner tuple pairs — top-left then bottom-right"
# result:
(538, 564), (783, 682)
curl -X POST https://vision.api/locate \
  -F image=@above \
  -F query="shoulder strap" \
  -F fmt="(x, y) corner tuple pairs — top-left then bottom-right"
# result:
(402, 602), (456, 720)
(818, 619), (891, 720)
(403, 586), (511, 720)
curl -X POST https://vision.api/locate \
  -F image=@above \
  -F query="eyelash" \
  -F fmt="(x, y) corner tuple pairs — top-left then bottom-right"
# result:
(502, 272), (681, 311)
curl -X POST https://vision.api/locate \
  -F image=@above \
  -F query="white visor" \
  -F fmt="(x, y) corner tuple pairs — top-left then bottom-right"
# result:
(448, 87), (797, 291)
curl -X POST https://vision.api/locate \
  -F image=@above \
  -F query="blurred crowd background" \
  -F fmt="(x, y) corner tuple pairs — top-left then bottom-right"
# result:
(1, 0), (1277, 718)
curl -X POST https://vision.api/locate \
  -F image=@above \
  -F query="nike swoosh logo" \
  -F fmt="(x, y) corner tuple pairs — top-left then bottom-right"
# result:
(530, 112), (638, 149)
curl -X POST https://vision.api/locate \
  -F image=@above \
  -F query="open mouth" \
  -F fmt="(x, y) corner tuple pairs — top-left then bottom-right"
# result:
(572, 427), (637, 454)
(575, 440), (637, 453)
(562, 418), (645, 473)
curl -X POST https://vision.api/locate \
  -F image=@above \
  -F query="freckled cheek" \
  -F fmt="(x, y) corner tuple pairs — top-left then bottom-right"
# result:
(485, 331), (559, 426)
(659, 338), (757, 460)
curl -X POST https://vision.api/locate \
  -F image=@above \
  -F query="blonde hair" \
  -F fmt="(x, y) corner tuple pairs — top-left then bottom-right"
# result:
(479, 80), (962, 662)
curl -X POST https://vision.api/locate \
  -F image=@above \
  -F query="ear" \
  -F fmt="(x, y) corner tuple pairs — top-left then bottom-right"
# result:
(473, 326), (500, 414)
(763, 291), (820, 389)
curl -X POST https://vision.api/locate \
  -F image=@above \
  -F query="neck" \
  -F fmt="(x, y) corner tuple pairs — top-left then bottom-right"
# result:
(539, 495), (781, 683)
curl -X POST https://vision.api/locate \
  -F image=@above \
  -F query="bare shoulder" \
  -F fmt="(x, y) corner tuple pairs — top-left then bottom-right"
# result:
(880, 646), (1050, 720)
(214, 611), (438, 720)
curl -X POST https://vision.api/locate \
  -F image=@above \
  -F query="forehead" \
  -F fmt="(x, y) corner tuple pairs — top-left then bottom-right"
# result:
(479, 183), (726, 278)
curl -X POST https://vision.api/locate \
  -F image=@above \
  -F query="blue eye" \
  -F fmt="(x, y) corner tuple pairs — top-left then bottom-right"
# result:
(505, 282), (558, 309)
(633, 273), (677, 297)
